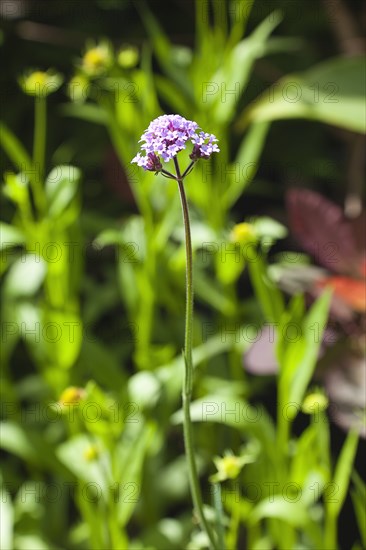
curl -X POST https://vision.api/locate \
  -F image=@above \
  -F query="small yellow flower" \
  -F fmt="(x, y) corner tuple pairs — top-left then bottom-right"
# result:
(217, 455), (242, 479)
(230, 222), (257, 244)
(302, 391), (329, 415)
(117, 45), (139, 69)
(210, 448), (256, 483)
(84, 445), (99, 462)
(19, 70), (63, 97)
(81, 42), (112, 76)
(59, 386), (85, 405)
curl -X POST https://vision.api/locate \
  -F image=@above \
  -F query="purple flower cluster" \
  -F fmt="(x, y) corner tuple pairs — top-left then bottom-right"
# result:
(132, 114), (219, 172)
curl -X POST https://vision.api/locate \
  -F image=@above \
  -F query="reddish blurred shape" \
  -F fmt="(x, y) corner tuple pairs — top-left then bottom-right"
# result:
(316, 276), (366, 313)
(286, 188), (365, 317)
(243, 188), (366, 437)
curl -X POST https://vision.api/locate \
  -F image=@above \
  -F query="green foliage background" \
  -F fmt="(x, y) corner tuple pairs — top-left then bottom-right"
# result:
(1, 1), (365, 549)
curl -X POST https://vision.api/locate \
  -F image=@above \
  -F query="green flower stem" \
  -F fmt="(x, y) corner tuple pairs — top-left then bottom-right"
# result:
(324, 513), (337, 549)
(32, 96), (47, 214)
(277, 377), (292, 470)
(182, 160), (196, 179)
(212, 483), (226, 549)
(174, 157), (218, 550)
(161, 168), (176, 179)
(226, 481), (240, 549)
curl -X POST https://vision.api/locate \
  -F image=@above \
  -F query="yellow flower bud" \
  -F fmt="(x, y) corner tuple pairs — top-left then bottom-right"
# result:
(59, 386), (85, 405)
(81, 43), (112, 76)
(230, 222), (257, 244)
(302, 391), (329, 415)
(117, 45), (139, 69)
(83, 445), (99, 462)
(19, 70), (63, 97)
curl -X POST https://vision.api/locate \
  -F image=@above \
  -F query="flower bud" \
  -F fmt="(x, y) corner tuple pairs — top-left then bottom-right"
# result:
(19, 70), (63, 97)
(117, 45), (139, 69)
(81, 42), (112, 77)
(58, 386), (85, 405)
(230, 222), (257, 244)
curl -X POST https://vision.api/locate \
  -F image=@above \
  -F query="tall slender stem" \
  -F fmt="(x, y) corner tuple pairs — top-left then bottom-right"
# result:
(32, 96), (47, 214)
(324, 513), (337, 550)
(175, 157), (218, 550)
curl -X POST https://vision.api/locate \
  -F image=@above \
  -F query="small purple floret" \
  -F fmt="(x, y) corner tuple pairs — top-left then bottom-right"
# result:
(190, 131), (220, 160)
(132, 152), (162, 173)
(131, 114), (219, 171)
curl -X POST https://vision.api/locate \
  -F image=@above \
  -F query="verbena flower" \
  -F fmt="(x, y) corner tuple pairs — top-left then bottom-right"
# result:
(131, 114), (219, 172)
(190, 131), (220, 160)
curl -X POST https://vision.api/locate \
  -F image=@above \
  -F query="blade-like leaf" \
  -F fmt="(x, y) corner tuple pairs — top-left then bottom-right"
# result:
(328, 430), (359, 518)
(224, 121), (270, 207)
(45, 165), (81, 217)
(0, 122), (33, 174)
(237, 56), (366, 133)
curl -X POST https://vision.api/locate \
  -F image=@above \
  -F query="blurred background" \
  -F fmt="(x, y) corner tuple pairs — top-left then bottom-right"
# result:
(1, 1), (365, 549)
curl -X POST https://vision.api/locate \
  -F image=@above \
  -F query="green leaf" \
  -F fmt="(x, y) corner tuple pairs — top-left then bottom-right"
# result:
(0, 421), (70, 476)
(128, 371), (161, 410)
(116, 423), (155, 526)
(56, 434), (108, 492)
(0, 223), (25, 250)
(136, 1), (193, 99)
(351, 471), (366, 546)
(42, 308), (83, 370)
(195, 271), (237, 316)
(224, 121), (270, 207)
(2, 172), (30, 208)
(0, 122), (33, 174)
(171, 394), (275, 451)
(13, 535), (51, 550)
(288, 288), (332, 410)
(0, 421), (38, 461)
(78, 339), (126, 389)
(61, 103), (108, 125)
(237, 56), (366, 133)
(156, 331), (253, 404)
(0, 300), (21, 365)
(291, 423), (323, 484)
(247, 245), (284, 323)
(249, 496), (309, 527)
(0, 487), (13, 550)
(155, 75), (193, 114)
(215, 242), (245, 285)
(4, 255), (46, 297)
(45, 165), (81, 217)
(328, 430), (359, 518)
(227, 0), (255, 49)
(208, 12), (282, 124)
